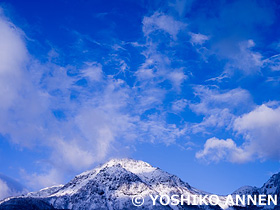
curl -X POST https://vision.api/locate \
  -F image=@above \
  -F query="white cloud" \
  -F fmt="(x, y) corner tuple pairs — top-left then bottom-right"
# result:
(0, 15), (53, 148)
(137, 114), (185, 145)
(52, 139), (95, 170)
(0, 179), (11, 200)
(189, 32), (209, 45)
(81, 62), (103, 82)
(223, 39), (263, 74)
(172, 99), (188, 112)
(190, 86), (252, 114)
(22, 168), (63, 190)
(207, 38), (280, 77)
(196, 137), (250, 163)
(233, 104), (280, 161)
(135, 48), (169, 81)
(197, 104), (280, 163)
(168, 69), (187, 90)
(192, 109), (234, 134)
(142, 12), (186, 39)
(0, 176), (27, 200)
(134, 25), (187, 92)
(189, 86), (253, 133)
(135, 88), (166, 114)
(0, 16), (28, 110)
(263, 54), (280, 71)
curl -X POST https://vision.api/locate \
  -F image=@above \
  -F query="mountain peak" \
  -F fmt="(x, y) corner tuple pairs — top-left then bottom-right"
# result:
(260, 172), (280, 195)
(75, 158), (157, 183)
(269, 172), (280, 183)
(102, 158), (156, 174)
(232, 185), (259, 195)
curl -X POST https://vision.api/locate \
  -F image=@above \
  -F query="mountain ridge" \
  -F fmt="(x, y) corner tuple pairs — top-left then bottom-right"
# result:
(0, 158), (279, 210)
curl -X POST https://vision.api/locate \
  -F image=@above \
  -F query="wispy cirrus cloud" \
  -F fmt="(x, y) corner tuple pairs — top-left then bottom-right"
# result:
(223, 39), (263, 75)
(0, 9), (188, 189)
(188, 85), (253, 133)
(142, 11), (186, 40)
(186, 0), (276, 77)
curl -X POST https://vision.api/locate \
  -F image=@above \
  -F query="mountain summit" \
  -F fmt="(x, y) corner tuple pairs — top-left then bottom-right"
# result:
(0, 159), (279, 210)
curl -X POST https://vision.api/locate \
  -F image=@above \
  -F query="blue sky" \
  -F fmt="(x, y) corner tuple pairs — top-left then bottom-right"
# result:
(0, 0), (280, 195)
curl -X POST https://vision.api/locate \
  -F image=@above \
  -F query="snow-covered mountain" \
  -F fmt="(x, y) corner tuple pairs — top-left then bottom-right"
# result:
(233, 172), (280, 196)
(233, 172), (280, 209)
(0, 159), (279, 210)
(260, 173), (280, 196)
